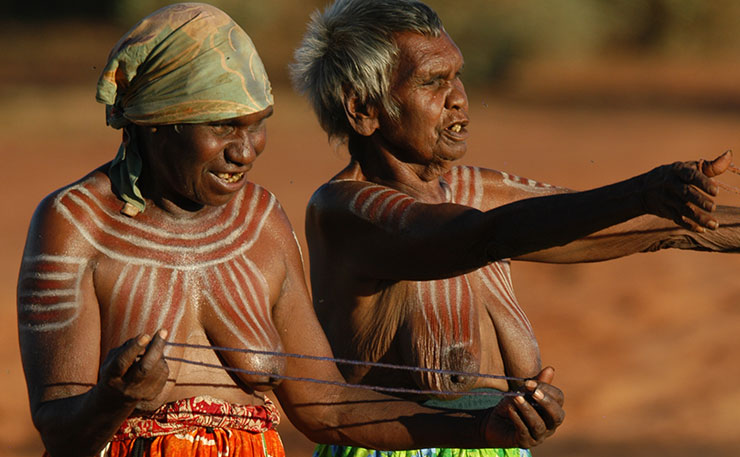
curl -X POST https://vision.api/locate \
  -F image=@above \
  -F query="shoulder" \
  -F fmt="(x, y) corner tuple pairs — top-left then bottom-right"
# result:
(245, 182), (293, 236)
(309, 179), (415, 217)
(242, 183), (301, 260)
(241, 184), (305, 291)
(25, 168), (113, 259)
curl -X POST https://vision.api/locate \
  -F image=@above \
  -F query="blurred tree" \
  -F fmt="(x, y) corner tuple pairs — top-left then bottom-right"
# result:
(5, 0), (740, 88)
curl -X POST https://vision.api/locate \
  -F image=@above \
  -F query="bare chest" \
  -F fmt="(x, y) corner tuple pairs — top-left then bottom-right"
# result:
(371, 262), (539, 392)
(54, 182), (285, 384)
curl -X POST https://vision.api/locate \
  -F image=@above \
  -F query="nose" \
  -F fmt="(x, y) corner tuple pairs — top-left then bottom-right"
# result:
(225, 128), (257, 166)
(446, 79), (468, 111)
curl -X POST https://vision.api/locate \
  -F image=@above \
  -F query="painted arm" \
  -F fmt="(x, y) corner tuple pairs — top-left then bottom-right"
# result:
(17, 195), (169, 457)
(273, 209), (565, 449)
(490, 153), (740, 263)
(308, 155), (726, 281)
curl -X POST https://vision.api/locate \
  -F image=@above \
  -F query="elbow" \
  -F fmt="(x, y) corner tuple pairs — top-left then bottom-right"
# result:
(291, 411), (349, 445)
(32, 403), (104, 457)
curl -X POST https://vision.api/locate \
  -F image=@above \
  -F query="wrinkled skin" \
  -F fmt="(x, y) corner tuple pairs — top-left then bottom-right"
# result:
(306, 30), (740, 453)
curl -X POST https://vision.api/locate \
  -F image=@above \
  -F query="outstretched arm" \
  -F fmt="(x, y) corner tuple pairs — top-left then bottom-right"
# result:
(309, 155), (724, 281)
(517, 152), (740, 263)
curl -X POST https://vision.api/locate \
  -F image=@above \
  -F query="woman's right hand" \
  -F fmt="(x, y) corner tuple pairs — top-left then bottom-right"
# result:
(639, 151), (732, 232)
(97, 329), (170, 405)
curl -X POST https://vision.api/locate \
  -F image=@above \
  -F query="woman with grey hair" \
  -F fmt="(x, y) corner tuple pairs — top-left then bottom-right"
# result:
(291, 0), (444, 143)
(292, 1), (740, 457)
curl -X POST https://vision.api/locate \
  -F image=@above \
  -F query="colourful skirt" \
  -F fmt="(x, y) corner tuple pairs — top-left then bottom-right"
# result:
(314, 445), (531, 457)
(314, 389), (531, 457)
(44, 395), (284, 457)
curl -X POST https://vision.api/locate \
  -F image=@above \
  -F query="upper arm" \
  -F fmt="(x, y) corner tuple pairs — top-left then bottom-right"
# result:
(17, 192), (101, 412)
(306, 180), (492, 281)
(267, 205), (346, 436)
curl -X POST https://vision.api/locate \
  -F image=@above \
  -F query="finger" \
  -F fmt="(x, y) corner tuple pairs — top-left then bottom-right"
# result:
(109, 334), (151, 378)
(527, 385), (566, 431)
(520, 366), (554, 401)
(683, 201), (719, 229)
(531, 382), (565, 407)
(127, 329), (168, 381)
(672, 180), (717, 213)
(674, 163), (719, 197)
(659, 187), (718, 231)
(513, 393), (548, 443)
(533, 366), (555, 384)
(701, 150), (732, 178)
(669, 195), (719, 231)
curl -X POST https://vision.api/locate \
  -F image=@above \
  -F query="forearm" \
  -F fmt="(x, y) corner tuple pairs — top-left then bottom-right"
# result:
(279, 384), (493, 450)
(482, 175), (647, 261)
(33, 384), (137, 457)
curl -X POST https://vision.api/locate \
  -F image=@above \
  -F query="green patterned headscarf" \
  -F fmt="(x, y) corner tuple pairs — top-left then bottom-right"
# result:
(96, 2), (273, 215)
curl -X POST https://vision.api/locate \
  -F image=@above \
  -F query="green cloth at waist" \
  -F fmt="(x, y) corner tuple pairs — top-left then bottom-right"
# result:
(420, 388), (505, 411)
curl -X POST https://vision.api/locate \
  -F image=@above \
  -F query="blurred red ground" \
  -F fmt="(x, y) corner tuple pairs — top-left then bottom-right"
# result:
(2, 25), (740, 457)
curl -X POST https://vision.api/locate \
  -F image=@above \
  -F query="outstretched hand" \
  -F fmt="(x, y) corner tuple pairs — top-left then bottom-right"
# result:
(640, 150), (733, 232)
(481, 366), (565, 449)
(98, 329), (170, 405)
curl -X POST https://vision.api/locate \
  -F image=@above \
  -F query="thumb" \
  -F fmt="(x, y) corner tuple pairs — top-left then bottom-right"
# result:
(702, 150), (732, 178)
(534, 366), (555, 384)
(109, 333), (151, 377)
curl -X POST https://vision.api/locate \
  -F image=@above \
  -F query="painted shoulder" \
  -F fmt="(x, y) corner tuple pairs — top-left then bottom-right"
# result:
(51, 176), (279, 269)
(310, 179), (418, 232)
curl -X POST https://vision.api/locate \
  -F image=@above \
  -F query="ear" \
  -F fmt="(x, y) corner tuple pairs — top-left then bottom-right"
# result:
(343, 89), (380, 137)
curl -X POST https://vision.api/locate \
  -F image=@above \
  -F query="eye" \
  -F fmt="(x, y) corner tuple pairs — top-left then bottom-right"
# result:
(247, 118), (267, 133)
(422, 76), (443, 87)
(209, 123), (236, 135)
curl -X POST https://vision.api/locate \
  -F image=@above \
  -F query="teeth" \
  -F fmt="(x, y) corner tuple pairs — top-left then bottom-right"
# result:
(450, 124), (462, 133)
(216, 172), (244, 183)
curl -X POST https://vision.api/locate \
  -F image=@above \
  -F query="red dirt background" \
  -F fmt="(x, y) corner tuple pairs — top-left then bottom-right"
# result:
(2, 23), (740, 457)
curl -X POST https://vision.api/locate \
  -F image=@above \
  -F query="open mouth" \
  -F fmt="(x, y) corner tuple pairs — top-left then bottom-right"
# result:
(214, 172), (244, 184)
(446, 120), (468, 134)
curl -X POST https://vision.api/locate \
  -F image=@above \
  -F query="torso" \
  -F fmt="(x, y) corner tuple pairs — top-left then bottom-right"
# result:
(48, 171), (287, 408)
(311, 164), (540, 398)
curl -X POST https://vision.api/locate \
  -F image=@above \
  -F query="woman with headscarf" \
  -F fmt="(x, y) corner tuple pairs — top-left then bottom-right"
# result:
(16, 3), (564, 457)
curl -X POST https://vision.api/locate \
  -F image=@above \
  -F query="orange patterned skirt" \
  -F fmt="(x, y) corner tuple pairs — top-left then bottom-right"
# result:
(44, 395), (285, 457)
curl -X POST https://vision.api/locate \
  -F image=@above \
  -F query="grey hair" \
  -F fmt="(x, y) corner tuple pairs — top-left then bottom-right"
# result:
(290, 0), (443, 141)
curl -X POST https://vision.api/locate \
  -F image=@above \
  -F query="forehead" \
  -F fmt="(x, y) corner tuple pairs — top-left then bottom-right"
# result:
(392, 31), (463, 81)
(215, 105), (274, 125)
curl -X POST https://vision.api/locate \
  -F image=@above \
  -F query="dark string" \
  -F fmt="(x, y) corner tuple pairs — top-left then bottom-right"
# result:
(164, 341), (527, 398)
(164, 356), (523, 398)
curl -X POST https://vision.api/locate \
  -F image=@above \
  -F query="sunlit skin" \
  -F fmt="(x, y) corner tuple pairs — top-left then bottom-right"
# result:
(136, 107), (273, 213)
(19, 98), (574, 457)
(307, 29), (740, 449)
(18, 107), (290, 417)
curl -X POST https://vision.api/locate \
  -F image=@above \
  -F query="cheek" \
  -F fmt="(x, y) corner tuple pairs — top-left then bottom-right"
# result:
(253, 131), (267, 156)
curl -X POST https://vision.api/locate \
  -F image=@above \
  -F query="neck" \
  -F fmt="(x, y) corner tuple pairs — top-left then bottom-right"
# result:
(348, 136), (451, 204)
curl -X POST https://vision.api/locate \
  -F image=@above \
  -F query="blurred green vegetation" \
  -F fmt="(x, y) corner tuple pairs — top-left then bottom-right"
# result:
(4, 0), (740, 87)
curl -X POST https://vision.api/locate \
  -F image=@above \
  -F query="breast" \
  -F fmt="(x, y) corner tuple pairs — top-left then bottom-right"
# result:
(399, 276), (482, 395)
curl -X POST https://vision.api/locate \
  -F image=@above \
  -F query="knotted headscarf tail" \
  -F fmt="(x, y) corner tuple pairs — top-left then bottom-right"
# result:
(95, 2), (273, 215)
